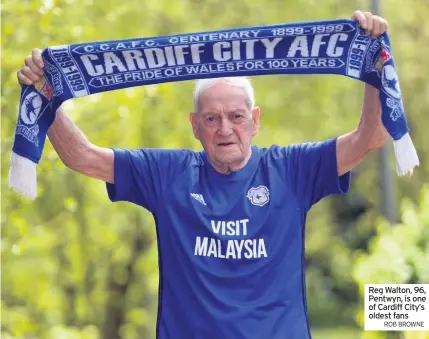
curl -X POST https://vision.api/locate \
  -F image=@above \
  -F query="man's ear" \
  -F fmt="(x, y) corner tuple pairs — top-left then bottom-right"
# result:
(252, 106), (261, 136)
(189, 112), (200, 140)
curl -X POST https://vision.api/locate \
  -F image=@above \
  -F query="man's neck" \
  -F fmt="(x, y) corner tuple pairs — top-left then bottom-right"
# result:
(209, 148), (252, 175)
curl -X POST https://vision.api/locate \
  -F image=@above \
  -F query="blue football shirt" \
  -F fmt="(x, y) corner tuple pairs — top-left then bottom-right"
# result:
(106, 137), (351, 339)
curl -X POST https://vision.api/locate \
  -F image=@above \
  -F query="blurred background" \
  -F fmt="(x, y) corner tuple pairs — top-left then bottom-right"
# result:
(1, 0), (428, 338)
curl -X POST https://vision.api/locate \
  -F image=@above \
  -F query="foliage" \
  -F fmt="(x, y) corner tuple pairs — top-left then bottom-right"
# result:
(1, 0), (428, 338)
(353, 185), (429, 339)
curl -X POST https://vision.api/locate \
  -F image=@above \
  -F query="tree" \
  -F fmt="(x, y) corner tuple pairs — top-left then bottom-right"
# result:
(2, 1), (428, 338)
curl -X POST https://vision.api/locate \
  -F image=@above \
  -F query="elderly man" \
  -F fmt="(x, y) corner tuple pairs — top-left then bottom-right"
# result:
(17, 10), (388, 339)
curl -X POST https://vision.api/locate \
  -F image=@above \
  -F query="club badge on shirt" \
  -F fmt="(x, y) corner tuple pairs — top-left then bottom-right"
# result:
(246, 186), (270, 206)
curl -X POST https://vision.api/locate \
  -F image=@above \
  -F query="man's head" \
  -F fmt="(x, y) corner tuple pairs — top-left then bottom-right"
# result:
(189, 77), (261, 174)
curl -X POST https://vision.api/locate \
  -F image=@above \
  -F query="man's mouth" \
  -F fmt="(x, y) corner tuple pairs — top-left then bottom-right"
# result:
(218, 142), (235, 147)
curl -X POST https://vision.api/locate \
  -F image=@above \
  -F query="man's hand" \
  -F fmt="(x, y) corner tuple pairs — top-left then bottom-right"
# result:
(17, 48), (45, 85)
(351, 10), (389, 38)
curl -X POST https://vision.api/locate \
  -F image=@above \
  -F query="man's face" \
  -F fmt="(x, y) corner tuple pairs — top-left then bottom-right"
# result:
(189, 81), (260, 171)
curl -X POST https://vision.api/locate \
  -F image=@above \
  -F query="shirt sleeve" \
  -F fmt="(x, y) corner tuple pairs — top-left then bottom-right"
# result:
(285, 137), (351, 211)
(105, 148), (193, 213)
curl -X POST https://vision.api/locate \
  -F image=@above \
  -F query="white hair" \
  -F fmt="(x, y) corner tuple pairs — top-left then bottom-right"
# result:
(193, 77), (255, 113)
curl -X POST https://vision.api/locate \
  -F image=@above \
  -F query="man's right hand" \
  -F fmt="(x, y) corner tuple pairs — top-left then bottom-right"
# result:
(17, 48), (45, 85)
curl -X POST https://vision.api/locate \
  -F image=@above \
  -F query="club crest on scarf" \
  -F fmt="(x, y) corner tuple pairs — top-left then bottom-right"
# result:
(377, 44), (404, 122)
(16, 91), (42, 146)
(16, 79), (53, 147)
(366, 38), (404, 122)
(382, 64), (400, 99)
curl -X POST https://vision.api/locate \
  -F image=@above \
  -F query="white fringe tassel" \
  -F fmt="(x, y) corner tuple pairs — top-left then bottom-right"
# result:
(393, 132), (420, 176)
(8, 152), (37, 200)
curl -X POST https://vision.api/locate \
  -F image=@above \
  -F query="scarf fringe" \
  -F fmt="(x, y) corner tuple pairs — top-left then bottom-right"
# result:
(393, 132), (420, 176)
(8, 152), (37, 200)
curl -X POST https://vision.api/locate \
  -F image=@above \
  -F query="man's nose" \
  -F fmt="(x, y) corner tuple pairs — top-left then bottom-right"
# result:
(217, 116), (233, 136)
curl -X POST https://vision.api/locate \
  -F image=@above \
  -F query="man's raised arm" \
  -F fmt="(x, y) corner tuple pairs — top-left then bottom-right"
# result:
(17, 48), (114, 183)
(336, 11), (390, 176)
(47, 108), (114, 183)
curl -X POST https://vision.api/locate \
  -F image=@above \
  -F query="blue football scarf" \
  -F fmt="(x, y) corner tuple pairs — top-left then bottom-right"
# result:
(9, 18), (419, 199)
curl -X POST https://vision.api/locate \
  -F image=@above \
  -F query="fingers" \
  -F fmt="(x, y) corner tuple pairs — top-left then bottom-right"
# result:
(25, 55), (43, 77)
(32, 48), (44, 69)
(372, 17), (381, 38)
(364, 12), (373, 34)
(17, 48), (45, 85)
(372, 16), (388, 37)
(352, 10), (389, 38)
(17, 69), (34, 86)
(351, 10), (367, 28)
(20, 64), (43, 83)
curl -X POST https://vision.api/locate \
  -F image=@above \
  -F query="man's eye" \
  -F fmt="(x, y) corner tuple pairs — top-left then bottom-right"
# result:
(207, 116), (215, 122)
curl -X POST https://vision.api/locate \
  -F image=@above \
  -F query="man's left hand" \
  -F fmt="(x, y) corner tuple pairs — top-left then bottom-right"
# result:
(351, 10), (389, 38)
